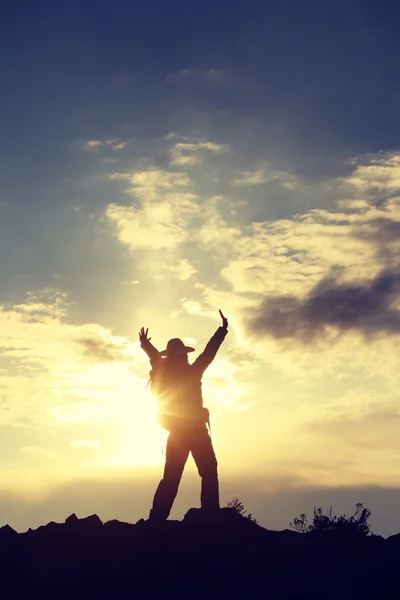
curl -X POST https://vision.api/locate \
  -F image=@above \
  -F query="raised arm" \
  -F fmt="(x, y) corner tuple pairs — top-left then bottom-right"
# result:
(139, 327), (161, 367)
(192, 310), (228, 375)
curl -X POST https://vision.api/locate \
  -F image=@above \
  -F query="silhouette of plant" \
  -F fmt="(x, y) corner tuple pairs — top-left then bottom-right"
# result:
(226, 497), (258, 523)
(290, 503), (372, 536)
(226, 497), (246, 515)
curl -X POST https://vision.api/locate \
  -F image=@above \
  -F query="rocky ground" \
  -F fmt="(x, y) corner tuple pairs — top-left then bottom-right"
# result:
(1, 507), (398, 598)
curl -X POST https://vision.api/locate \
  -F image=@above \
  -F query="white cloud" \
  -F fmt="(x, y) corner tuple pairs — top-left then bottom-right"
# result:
(180, 299), (217, 319)
(168, 259), (198, 280)
(106, 193), (198, 250)
(110, 169), (190, 201)
(106, 167), (201, 249)
(234, 167), (299, 188)
(83, 139), (127, 152)
(106, 170), (239, 254)
(84, 140), (102, 151)
(193, 196), (240, 250)
(234, 169), (269, 184)
(345, 153), (400, 193)
(169, 141), (228, 166)
(109, 140), (127, 151)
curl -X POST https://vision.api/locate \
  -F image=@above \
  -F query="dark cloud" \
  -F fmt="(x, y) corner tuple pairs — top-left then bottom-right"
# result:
(247, 269), (400, 342)
(356, 217), (400, 266)
(78, 336), (128, 363)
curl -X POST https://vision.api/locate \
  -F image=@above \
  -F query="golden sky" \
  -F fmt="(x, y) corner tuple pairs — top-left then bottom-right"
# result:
(2, 142), (400, 535)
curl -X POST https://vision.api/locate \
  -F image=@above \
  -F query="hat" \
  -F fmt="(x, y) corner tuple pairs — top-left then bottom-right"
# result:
(160, 338), (195, 357)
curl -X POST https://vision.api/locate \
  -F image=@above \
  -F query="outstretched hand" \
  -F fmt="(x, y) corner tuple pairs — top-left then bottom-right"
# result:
(219, 309), (228, 330)
(139, 327), (151, 344)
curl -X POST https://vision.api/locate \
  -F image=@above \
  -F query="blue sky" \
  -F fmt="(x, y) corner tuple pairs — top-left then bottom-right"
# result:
(2, 0), (399, 313)
(2, 0), (400, 535)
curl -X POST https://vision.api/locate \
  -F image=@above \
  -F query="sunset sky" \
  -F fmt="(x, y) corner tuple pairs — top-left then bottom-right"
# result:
(2, 1), (400, 536)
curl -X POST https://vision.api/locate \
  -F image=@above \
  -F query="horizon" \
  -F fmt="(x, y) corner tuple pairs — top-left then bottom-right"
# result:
(2, 0), (400, 538)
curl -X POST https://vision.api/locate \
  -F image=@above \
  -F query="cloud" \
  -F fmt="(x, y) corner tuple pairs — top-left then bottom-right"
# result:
(99, 138), (400, 387)
(188, 153), (400, 383)
(168, 259), (197, 281)
(221, 179), (400, 302)
(0, 289), (140, 428)
(109, 168), (190, 201)
(106, 169), (238, 253)
(106, 167), (197, 250)
(192, 199), (238, 253)
(7, 289), (69, 322)
(83, 139), (128, 152)
(106, 194), (198, 250)
(345, 153), (400, 194)
(246, 269), (400, 342)
(169, 141), (228, 166)
(234, 168), (298, 188)
(109, 141), (128, 151)
(234, 169), (269, 184)
(78, 335), (129, 363)
(84, 140), (102, 151)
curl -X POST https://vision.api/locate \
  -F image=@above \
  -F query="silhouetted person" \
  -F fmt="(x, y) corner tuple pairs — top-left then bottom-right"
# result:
(139, 310), (228, 521)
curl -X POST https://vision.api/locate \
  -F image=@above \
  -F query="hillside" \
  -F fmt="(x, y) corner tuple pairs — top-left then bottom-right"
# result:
(0, 508), (398, 599)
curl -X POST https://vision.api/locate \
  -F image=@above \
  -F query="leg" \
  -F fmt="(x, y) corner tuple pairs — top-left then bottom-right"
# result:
(149, 432), (190, 521)
(191, 426), (219, 510)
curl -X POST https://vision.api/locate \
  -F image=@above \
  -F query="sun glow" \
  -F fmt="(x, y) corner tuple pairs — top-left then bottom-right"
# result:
(111, 381), (165, 467)
(50, 362), (165, 467)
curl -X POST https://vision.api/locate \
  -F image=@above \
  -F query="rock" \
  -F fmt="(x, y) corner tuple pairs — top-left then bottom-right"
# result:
(0, 524), (18, 542)
(65, 513), (102, 528)
(79, 514), (103, 527)
(0, 508), (398, 598)
(65, 513), (78, 525)
(182, 506), (267, 541)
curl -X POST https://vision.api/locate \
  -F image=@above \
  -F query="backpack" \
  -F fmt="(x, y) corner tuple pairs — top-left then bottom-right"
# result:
(148, 360), (210, 432)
